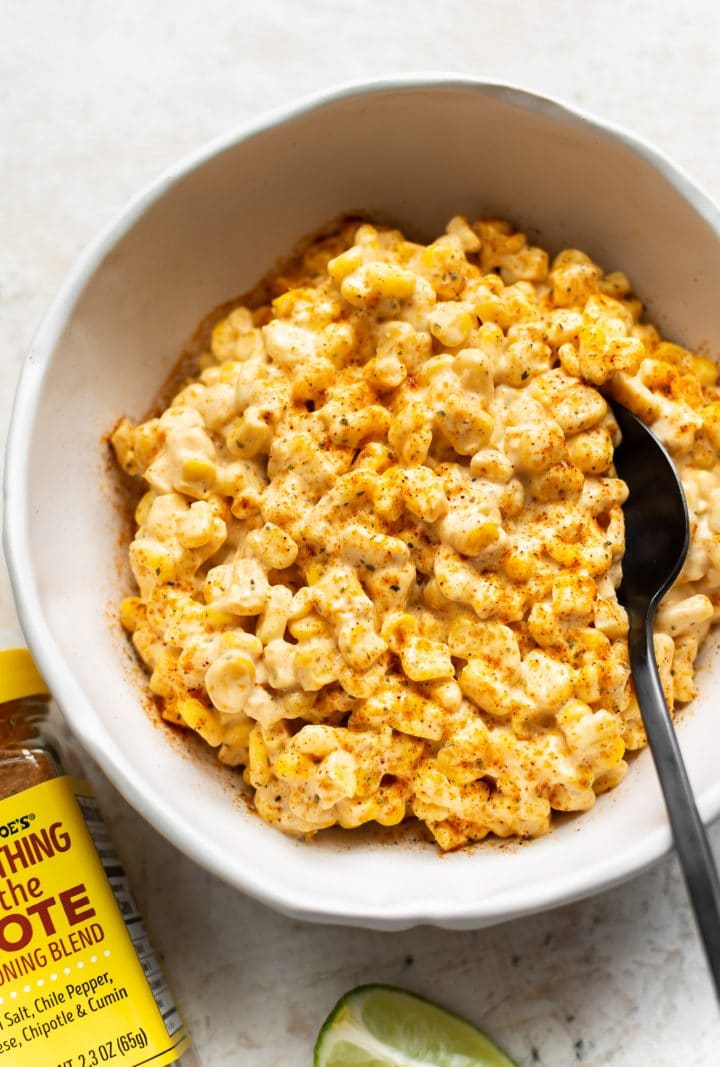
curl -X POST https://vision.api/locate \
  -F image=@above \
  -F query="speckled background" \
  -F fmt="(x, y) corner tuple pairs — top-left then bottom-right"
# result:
(2, 2), (720, 1063)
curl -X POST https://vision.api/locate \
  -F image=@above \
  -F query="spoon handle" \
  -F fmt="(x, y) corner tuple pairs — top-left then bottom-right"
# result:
(631, 609), (720, 999)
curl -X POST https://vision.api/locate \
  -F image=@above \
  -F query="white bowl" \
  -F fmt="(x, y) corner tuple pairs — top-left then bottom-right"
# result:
(5, 75), (720, 930)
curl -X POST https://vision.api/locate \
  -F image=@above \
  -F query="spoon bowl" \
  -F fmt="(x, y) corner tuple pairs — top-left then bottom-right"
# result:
(612, 402), (690, 609)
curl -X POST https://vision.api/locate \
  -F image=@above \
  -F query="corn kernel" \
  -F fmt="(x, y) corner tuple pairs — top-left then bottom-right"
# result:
(211, 307), (256, 361)
(247, 726), (272, 786)
(294, 641), (340, 690)
(177, 697), (225, 747)
(691, 355), (718, 387)
(206, 651), (256, 716)
(400, 637), (454, 681)
(341, 262), (416, 307)
(327, 246), (363, 281)
(119, 596), (144, 633)
(181, 456), (216, 487)
(654, 341), (691, 366)
(429, 303), (474, 348)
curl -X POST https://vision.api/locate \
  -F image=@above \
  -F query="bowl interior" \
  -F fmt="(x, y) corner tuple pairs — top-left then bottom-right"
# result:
(7, 80), (720, 928)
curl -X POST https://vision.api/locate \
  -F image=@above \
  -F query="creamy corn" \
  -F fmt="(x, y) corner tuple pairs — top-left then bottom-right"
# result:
(112, 216), (720, 850)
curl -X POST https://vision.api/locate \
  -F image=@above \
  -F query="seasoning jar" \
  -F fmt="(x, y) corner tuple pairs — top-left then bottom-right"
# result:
(0, 648), (196, 1066)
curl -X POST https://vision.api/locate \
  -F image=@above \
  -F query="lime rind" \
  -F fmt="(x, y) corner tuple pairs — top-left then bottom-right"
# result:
(315, 984), (517, 1067)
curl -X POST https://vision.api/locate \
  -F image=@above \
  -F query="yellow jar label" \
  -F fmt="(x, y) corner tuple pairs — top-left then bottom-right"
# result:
(0, 777), (190, 1065)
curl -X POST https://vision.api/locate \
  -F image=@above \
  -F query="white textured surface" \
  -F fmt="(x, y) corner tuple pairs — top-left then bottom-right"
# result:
(2, 1), (720, 1063)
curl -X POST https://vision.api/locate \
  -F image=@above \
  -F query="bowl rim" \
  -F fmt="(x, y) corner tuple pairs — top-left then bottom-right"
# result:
(5, 73), (720, 929)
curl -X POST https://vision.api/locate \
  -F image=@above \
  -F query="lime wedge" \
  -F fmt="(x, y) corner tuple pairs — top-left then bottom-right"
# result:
(314, 984), (517, 1067)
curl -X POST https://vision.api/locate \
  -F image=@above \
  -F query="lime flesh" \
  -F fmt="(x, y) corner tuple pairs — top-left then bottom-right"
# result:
(314, 984), (517, 1067)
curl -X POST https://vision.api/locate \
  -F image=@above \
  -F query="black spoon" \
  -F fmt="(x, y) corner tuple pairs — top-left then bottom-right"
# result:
(611, 399), (720, 1000)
